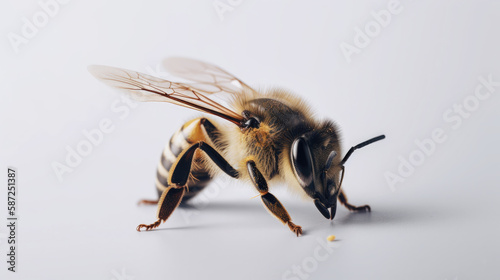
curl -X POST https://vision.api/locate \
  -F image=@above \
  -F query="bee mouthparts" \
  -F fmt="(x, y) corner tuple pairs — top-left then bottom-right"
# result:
(314, 199), (330, 219)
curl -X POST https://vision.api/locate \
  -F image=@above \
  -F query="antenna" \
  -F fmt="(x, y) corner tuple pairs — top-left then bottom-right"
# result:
(341, 135), (386, 165)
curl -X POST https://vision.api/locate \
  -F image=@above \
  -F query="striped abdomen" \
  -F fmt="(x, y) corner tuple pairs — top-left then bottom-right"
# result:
(156, 118), (213, 202)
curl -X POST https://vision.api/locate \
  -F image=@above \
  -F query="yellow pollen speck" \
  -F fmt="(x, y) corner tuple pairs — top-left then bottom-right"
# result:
(326, 235), (336, 242)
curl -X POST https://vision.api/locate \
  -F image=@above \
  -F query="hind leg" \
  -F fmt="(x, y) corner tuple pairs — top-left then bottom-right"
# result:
(138, 170), (211, 206)
(136, 142), (238, 231)
(138, 118), (218, 206)
(180, 170), (212, 203)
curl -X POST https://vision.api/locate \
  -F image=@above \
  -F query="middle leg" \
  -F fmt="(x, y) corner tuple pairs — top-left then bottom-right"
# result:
(246, 159), (302, 236)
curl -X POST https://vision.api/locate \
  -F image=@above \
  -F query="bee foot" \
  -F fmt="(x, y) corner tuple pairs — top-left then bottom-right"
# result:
(353, 205), (371, 212)
(137, 199), (159, 206)
(287, 221), (303, 237)
(136, 219), (162, 231)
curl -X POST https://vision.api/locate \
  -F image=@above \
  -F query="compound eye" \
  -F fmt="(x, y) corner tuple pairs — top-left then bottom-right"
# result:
(291, 137), (314, 186)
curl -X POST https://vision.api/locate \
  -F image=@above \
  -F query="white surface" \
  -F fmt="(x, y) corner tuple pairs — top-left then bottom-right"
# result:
(1, 1), (500, 279)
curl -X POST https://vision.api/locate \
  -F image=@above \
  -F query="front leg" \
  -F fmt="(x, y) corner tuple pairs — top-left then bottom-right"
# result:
(246, 160), (302, 236)
(338, 189), (371, 212)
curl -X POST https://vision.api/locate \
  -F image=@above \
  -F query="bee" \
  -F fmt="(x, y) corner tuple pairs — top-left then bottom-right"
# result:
(88, 58), (385, 236)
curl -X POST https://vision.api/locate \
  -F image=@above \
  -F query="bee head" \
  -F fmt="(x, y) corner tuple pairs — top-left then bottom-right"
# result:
(290, 129), (385, 220)
(290, 126), (342, 220)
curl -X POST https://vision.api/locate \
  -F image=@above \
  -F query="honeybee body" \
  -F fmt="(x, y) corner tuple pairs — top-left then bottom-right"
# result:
(89, 58), (385, 236)
(157, 90), (341, 204)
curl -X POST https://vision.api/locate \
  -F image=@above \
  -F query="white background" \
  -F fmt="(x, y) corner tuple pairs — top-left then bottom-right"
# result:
(1, 1), (500, 279)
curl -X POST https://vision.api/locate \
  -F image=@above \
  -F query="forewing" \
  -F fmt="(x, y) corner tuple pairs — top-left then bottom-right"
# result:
(88, 65), (244, 126)
(163, 57), (254, 96)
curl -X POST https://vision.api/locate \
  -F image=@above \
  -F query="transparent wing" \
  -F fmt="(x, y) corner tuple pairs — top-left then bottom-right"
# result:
(88, 65), (245, 126)
(163, 57), (254, 96)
